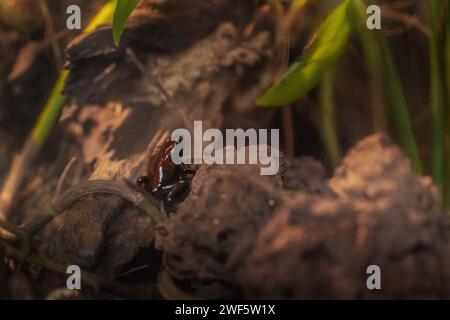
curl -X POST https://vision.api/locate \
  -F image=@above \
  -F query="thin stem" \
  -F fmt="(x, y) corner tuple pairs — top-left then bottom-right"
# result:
(31, 71), (69, 147)
(3, 241), (152, 298)
(354, 1), (387, 132)
(319, 69), (341, 168)
(21, 180), (164, 238)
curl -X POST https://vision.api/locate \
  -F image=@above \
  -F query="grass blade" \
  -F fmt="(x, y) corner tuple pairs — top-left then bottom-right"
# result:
(350, 0), (386, 132)
(378, 36), (422, 173)
(320, 69), (341, 167)
(112, 0), (140, 47)
(349, 0), (422, 174)
(429, 0), (445, 192)
(31, 71), (69, 147)
(257, 0), (352, 106)
(86, 0), (116, 33)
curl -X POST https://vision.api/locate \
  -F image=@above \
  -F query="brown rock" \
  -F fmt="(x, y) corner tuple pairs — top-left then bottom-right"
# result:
(229, 134), (449, 299)
(157, 161), (285, 298)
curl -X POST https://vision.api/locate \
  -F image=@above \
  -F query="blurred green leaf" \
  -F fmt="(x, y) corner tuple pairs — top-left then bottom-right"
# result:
(257, 0), (352, 106)
(113, 0), (140, 47)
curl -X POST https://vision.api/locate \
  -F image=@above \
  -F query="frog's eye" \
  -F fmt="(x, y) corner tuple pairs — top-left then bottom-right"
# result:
(136, 176), (151, 189)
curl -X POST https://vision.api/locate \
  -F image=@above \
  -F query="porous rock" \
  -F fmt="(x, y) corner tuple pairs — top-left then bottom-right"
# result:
(157, 159), (285, 297)
(230, 134), (450, 299)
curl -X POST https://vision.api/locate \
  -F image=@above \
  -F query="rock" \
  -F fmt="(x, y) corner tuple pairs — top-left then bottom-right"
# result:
(282, 156), (327, 193)
(157, 160), (285, 298)
(329, 134), (441, 214)
(229, 134), (449, 299)
(47, 195), (123, 270)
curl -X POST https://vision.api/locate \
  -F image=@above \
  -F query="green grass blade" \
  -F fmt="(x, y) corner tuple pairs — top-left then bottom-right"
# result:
(445, 1), (450, 206)
(112, 0), (140, 47)
(31, 71), (69, 147)
(350, 0), (386, 132)
(85, 0), (116, 33)
(429, 0), (445, 192)
(447, 1), (450, 107)
(378, 36), (422, 174)
(349, 0), (422, 174)
(320, 69), (341, 167)
(257, 0), (352, 106)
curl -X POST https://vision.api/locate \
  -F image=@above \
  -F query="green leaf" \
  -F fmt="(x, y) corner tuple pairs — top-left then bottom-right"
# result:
(257, 0), (353, 106)
(112, 0), (140, 47)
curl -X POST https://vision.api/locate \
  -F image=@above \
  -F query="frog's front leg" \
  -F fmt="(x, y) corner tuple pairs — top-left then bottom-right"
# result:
(166, 179), (191, 204)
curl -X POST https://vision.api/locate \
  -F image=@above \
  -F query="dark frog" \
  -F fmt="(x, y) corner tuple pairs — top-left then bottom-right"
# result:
(137, 138), (194, 205)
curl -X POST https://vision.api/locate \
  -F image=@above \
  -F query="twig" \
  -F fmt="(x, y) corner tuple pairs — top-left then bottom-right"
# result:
(55, 157), (77, 196)
(118, 265), (150, 278)
(3, 241), (153, 299)
(38, 1), (66, 70)
(125, 47), (192, 130)
(21, 180), (165, 238)
(0, 220), (31, 258)
(0, 138), (37, 221)
(381, 9), (431, 37)
(4, 136), (166, 239)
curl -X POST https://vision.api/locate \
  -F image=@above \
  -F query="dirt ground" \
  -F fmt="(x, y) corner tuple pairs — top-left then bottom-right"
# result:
(0, 0), (449, 299)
